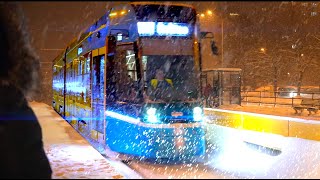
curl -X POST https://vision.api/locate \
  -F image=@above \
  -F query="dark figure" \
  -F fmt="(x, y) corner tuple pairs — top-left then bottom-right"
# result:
(148, 68), (173, 101)
(0, 2), (52, 179)
(203, 83), (213, 107)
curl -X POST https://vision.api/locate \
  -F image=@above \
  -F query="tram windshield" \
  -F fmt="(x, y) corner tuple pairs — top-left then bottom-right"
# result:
(143, 55), (199, 103)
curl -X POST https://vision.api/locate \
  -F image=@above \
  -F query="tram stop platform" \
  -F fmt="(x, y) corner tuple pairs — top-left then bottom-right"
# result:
(29, 101), (141, 179)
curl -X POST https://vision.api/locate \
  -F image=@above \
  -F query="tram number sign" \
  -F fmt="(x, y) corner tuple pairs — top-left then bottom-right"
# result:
(171, 111), (183, 117)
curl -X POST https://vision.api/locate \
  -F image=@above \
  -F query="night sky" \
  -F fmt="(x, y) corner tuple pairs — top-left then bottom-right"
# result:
(20, 2), (115, 62)
(20, 1), (220, 63)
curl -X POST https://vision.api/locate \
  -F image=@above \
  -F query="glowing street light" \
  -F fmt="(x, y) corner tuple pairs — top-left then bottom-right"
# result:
(200, 13), (205, 18)
(207, 10), (213, 16)
(260, 48), (266, 53)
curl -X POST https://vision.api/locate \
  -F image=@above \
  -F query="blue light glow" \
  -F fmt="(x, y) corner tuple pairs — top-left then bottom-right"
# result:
(105, 111), (140, 124)
(156, 22), (189, 36)
(146, 108), (160, 124)
(193, 107), (203, 122)
(137, 22), (155, 36)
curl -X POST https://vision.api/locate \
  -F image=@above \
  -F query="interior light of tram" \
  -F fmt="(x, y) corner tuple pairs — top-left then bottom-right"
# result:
(156, 22), (189, 36)
(137, 22), (156, 36)
(137, 22), (190, 36)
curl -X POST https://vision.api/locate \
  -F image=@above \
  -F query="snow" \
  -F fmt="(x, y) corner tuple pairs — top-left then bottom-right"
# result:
(28, 101), (132, 179)
(128, 104), (320, 178)
(27, 101), (320, 179)
(203, 103), (320, 178)
(205, 124), (320, 179)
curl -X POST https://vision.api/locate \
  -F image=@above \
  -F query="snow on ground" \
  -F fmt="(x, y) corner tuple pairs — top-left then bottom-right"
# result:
(205, 124), (320, 179)
(28, 101), (127, 179)
(27, 101), (320, 179)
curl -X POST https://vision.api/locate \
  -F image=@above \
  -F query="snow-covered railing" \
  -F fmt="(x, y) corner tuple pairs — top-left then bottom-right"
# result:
(240, 90), (320, 107)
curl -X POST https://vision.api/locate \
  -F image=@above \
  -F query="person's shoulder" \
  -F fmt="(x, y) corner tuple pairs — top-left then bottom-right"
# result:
(150, 79), (157, 84)
(165, 78), (173, 83)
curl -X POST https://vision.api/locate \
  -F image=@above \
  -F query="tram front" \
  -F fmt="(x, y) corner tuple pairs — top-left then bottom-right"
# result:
(135, 3), (206, 160)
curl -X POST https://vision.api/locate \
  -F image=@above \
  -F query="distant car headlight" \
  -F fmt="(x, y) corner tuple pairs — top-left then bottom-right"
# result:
(193, 107), (203, 122)
(146, 108), (160, 124)
(289, 92), (297, 98)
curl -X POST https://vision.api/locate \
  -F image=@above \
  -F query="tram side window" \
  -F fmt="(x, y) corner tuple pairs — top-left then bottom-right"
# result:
(83, 55), (91, 105)
(116, 49), (139, 102)
(66, 64), (70, 93)
(85, 56), (90, 74)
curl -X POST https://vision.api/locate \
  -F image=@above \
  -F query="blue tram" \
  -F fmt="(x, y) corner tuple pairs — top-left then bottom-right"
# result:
(52, 2), (206, 161)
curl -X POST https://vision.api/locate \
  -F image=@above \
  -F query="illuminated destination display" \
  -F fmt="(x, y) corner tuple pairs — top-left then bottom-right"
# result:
(137, 22), (156, 36)
(156, 22), (189, 36)
(137, 22), (191, 37)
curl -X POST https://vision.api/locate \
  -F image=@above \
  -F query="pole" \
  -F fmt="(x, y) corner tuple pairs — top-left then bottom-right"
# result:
(221, 18), (224, 67)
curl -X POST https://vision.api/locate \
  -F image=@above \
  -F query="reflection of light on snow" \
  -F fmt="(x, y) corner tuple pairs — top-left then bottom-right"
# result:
(212, 130), (276, 175)
(241, 130), (285, 151)
(205, 108), (320, 124)
(216, 143), (275, 173)
(53, 145), (101, 161)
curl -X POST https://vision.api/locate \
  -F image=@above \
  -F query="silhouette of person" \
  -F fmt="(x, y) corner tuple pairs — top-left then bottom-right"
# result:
(148, 68), (173, 101)
(150, 69), (173, 90)
(0, 2), (52, 179)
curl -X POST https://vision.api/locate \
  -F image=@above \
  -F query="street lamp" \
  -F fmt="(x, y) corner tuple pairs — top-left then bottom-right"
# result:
(260, 48), (266, 53)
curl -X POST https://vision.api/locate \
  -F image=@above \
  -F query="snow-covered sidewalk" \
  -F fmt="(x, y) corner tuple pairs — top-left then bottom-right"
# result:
(28, 101), (136, 179)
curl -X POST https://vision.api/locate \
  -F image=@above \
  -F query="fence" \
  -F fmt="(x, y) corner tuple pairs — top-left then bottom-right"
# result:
(241, 90), (320, 107)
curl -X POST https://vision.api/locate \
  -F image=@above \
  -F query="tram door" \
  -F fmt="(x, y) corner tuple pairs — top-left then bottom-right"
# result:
(92, 55), (105, 134)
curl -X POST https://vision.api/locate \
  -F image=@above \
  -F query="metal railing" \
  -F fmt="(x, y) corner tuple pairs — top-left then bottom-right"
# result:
(241, 90), (320, 107)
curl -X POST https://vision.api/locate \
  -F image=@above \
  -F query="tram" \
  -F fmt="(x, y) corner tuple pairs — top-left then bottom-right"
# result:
(52, 2), (207, 161)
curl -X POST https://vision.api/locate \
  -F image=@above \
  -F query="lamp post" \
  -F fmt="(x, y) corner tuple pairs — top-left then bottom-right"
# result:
(199, 10), (239, 67)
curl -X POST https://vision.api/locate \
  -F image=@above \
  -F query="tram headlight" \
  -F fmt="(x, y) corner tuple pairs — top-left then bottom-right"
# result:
(193, 107), (203, 122)
(146, 108), (160, 124)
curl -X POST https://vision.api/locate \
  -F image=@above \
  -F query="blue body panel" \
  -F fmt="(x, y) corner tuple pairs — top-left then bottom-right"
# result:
(105, 111), (205, 159)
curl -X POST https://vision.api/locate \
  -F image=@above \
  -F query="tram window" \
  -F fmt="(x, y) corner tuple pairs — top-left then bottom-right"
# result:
(142, 56), (147, 83)
(114, 49), (141, 102)
(143, 55), (198, 102)
(70, 63), (73, 77)
(85, 56), (90, 74)
(80, 56), (85, 75)
(126, 50), (137, 81)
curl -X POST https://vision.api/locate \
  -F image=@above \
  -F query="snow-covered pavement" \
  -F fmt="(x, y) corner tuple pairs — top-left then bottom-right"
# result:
(29, 101), (141, 179)
(28, 101), (320, 179)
